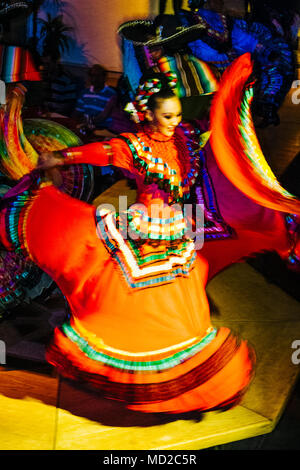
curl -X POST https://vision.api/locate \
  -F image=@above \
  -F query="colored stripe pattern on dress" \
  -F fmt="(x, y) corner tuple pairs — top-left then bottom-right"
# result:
(96, 208), (196, 289)
(210, 53), (300, 217)
(46, 326), (253, 405)
(118, 134), (199, 204)
(61, 321), (218, 372)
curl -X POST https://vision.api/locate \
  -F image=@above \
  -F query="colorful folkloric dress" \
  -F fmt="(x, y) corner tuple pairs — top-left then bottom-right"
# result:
(1, 54), (299, 413)
(0, 114), (256, 414)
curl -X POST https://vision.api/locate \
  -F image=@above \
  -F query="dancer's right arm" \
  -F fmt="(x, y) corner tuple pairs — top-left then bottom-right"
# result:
(38, 138), (134, 173)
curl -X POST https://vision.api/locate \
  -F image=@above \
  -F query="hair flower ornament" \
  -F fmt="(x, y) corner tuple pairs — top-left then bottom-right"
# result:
(125, 73), (178, 123)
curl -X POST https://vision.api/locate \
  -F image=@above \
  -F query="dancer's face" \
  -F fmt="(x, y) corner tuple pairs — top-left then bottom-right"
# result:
(147, 96), (182, 137)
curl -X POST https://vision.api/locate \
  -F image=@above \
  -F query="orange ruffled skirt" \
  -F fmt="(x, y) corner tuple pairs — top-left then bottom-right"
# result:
(46, 321), (255, 414)
(31, 188), (256, 415)
(15, 182), (256, 415)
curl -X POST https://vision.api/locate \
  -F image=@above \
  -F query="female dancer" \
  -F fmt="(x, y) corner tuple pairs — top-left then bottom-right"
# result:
(1, 54), (299, 414)
(0, 65), (258, 415)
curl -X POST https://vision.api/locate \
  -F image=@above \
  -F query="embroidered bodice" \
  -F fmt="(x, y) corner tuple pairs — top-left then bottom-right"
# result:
(118, 126), (199, 207)
(62, 124), (200, 208)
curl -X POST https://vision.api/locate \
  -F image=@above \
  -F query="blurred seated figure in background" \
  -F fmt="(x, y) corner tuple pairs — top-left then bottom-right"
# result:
(72, 64), (133, 188)
(73, 64), (118, 136)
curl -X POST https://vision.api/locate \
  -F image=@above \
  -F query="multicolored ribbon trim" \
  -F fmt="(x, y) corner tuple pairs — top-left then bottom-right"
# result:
(96, 207), (196, 290)
(61, 320), (217, 372)
(119, 133), (199, 204)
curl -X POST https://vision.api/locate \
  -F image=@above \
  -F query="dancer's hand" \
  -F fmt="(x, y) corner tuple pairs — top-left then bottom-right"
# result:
(37, 151), (64, 170)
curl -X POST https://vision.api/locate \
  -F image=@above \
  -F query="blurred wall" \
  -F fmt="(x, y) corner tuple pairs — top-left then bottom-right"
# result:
(41, 0), (195, 71)
(60, 0), (156, 71)
(37, 0), (246, 71)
